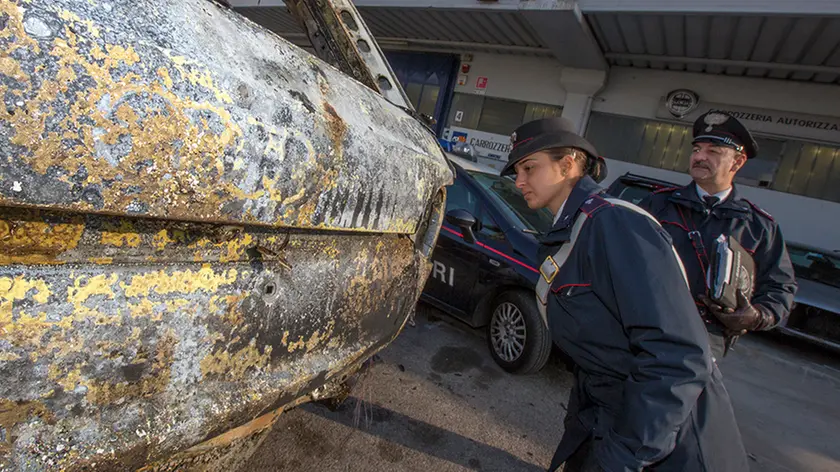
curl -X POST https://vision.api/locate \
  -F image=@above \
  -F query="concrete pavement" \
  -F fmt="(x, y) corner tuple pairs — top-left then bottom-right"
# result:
(241, 304), (840, 471)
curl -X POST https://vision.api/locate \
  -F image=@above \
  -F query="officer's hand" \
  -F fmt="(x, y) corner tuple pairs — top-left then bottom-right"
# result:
(698, 294), (734, 316)
(702, 291), (773, 332)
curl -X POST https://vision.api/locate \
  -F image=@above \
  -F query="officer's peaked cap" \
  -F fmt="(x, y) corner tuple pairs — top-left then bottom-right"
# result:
(501, 117), (600, 176)
(692, 111), (759, 159)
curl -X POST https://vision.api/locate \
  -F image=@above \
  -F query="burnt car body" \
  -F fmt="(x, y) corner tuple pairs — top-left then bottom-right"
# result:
(0, 0), (451, 470)
(607, 172), (839, 354)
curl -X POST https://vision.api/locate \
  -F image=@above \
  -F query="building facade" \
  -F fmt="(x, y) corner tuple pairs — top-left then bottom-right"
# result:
(231, 0), (840, 250)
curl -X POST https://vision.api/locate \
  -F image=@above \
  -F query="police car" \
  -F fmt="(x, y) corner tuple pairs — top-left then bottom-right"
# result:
(421, 156), (554, 374)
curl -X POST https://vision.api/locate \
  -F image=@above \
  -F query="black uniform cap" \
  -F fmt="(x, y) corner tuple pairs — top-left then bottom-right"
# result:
(692, 111), (759, 159)
(501, 117), (600, 177)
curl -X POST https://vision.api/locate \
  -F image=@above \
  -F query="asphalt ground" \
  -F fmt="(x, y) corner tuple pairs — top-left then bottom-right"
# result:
(241, 303), (840, 472)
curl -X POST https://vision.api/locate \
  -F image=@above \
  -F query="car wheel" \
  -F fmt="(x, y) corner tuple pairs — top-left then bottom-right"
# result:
(486, 291), (552, 375)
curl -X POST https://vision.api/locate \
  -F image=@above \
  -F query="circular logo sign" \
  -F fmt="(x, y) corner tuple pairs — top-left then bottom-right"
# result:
(665, 89), (700, 118)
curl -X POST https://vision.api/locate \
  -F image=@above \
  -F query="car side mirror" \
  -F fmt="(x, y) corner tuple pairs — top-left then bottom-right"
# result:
(445, 209), (477, 244)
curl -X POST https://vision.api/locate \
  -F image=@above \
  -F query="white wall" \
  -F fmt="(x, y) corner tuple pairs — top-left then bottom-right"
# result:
(455, 53), (566, 106)
(593, 67), (840, 250)
(602, 159), (840, 251)
(594, 67), (840, 121)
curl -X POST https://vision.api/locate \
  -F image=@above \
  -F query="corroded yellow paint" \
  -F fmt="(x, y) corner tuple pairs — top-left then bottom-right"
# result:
(152, 229), (177, 250)
(67, 274), (118, 306)
(157, 67), (174, 89)
(120, 265), (238, 297)
(2, 310), (52, 347)
(166, 53), (233, 104)
(0, 352), (20, 361)
(85, 330), (177, 405)
(87, 256), (114, 264)
(0, 276), (52, 307)
(200, 339), (273, 379)
(219, 233), (253, 263)
(0, 56), (29, 83)
(0, 217), (85, 265)
(128, 298), (155, 319)
(49, 363), (87, 393)
(0, 1), (41, 54)
(101, 221), (142, 248)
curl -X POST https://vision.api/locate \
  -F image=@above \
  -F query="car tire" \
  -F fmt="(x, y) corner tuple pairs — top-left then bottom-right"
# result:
(486, 290), (552, 375)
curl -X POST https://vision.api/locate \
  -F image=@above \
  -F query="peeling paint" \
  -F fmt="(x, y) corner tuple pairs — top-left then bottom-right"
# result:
(0, 0), (451, 234)
(0, 0), (451, 470)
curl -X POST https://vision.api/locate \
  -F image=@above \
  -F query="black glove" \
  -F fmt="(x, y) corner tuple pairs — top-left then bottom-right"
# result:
(700, 291), (775, 333)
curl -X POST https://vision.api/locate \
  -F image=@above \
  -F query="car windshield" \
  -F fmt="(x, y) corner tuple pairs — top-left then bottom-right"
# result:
(466, 170), (554, 233)
(787, 244), (840, 289)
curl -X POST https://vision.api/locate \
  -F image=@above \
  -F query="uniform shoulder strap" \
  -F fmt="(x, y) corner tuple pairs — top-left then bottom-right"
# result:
(535, 205), (593, 328)
(742, 199), (775, 221)
(535, 196), (690, 326)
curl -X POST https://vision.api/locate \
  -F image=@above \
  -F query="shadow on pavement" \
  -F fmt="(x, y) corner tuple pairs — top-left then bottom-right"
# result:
(303, 398), (546, 472)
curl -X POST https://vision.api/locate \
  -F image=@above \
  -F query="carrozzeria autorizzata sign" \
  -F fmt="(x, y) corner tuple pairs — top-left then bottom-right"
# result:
(448, 126), (512, 160)
(657, 96), (840, 144)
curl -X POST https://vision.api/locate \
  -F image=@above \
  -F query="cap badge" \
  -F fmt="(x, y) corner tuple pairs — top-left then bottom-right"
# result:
(704, 112), (729, 132)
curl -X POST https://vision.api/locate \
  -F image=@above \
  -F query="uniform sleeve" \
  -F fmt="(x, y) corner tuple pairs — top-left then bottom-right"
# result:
(751, 220), (797, 328)
(586, 207), (713, 472)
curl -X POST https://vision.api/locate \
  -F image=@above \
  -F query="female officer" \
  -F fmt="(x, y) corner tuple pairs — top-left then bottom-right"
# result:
(502, 118), (748, 472)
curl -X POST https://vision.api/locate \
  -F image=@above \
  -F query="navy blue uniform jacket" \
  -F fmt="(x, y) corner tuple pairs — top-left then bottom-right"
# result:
(542, 176), (748, 471)
(639, 183), (797, 333)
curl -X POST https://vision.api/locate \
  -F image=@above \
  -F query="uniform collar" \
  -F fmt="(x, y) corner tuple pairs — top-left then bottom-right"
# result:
(552, 200), (567, 226)
(549, 176), (604, 232)
(670, 181), (749, 213)
(695, 184), (732, 205)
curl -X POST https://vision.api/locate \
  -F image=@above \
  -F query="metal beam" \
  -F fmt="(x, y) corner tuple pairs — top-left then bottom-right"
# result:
(228, 0), (526, 10)
(604, 53), (840, 75)
(282, 32), (553, 55)
(578, 0), (840, 16)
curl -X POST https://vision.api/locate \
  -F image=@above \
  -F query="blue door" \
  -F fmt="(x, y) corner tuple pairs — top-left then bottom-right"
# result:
(384, 51), (458, 136)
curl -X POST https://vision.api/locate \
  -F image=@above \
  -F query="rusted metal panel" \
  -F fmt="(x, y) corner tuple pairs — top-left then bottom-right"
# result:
(0, 191), (445, 470)
(0, 0), (451, 469)
(0, 0), (451, 234)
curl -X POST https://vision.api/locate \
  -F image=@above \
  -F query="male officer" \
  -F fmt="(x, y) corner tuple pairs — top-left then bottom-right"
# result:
(640, 111), (798, 360)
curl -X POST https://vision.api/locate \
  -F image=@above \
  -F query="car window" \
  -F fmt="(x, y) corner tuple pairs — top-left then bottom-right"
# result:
(445, 176), (481, 217)
(466, 171), (553, 233)
(479, 207), (505, 241)
(617, 185), (656, 205)
(787, 245), (840, 289)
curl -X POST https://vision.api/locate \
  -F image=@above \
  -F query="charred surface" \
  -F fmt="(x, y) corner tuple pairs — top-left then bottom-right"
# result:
(0, 0), (451, 469)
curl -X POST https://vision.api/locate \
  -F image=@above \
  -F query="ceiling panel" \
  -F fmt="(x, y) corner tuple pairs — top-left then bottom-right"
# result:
(706, 16), (736, 74)
(234, 6), (840, 84)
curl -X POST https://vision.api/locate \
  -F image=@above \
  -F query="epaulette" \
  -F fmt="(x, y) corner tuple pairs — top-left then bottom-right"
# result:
(580, 194), (614, 217)
(652, 186), (679, 195)
(743, 199), (774, 221)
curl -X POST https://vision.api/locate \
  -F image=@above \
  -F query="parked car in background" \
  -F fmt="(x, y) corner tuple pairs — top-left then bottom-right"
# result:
(780, 243), (840, 353)
(606, 172), (680, 204)
(421, 161), (554, 374)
